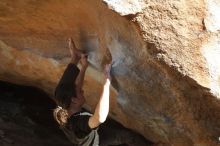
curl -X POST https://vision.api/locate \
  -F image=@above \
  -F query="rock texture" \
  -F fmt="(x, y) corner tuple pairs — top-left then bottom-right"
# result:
(0, 0), (220, 146)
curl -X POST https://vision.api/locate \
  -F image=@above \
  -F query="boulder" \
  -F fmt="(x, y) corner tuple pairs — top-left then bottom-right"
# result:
(0, 0), (219, 145)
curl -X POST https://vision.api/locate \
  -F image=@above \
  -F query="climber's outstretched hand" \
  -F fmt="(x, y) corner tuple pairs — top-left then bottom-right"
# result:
(68, 37), (81, 64)
(104, 63), (112, 81)
(80, 54), (89, 68)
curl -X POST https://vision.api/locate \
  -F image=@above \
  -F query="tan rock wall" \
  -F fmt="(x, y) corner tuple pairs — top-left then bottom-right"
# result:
(0, 0), (219, 145)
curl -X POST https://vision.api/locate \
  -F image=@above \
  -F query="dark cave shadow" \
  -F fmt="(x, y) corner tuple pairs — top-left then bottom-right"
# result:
(0, 81), (153, 146)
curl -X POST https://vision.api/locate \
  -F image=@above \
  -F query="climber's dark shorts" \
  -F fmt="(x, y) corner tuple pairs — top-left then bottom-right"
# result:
(54, 63), (80, 106)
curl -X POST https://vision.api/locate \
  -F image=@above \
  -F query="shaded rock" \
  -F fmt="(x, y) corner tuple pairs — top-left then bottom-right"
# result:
(3, 138), (14, 144)
(0, 81), (151, 146)
(0, 81), (73, 146)
(0, 129), (5, 138)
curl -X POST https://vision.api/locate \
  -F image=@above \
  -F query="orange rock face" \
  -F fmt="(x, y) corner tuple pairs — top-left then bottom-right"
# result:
(0, 0), (220, 145)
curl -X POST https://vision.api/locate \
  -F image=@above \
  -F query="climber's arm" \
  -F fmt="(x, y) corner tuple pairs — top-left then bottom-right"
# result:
(88, 64), (111, 128)
(75, 54), (88, 91)
(75, 66), (87, 91)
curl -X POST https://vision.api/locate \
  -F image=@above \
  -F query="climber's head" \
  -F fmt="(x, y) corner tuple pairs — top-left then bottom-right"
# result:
(54, 87), (85, 125)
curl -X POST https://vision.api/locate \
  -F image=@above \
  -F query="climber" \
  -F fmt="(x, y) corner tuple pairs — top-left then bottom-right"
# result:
(53, 38), (147, 146)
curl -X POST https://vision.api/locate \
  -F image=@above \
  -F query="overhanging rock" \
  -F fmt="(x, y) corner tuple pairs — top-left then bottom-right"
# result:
(0, 0), (220, 145)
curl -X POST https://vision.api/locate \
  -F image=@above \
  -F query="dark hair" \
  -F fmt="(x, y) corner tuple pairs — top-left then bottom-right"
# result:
(54, 84), (76, 109)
